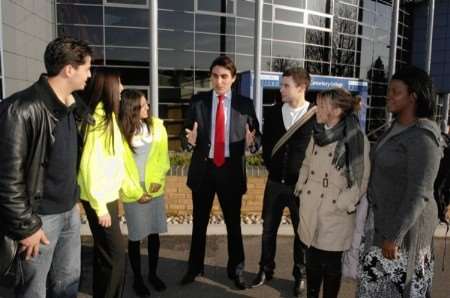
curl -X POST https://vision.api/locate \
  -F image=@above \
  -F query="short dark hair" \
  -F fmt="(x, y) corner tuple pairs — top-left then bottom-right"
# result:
(391, 65), (435, 119)
(283, 67), (311, 89)
(44, 37), (92, 76)
(209, 55), (237, 77)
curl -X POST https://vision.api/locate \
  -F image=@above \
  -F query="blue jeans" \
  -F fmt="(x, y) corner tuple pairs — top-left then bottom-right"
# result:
(16, 205), (81, 298)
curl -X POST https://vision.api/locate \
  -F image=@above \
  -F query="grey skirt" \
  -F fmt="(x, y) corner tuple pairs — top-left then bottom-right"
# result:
(123, 196), (168, 241)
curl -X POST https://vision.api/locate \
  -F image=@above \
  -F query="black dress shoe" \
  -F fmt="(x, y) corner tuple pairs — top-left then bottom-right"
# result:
(148, 274), (166, 291)
(133, 278), (151, 297)
(228, 270), (247, 290)
(293, 278), (306, 297)
(251, 270), (273, 288)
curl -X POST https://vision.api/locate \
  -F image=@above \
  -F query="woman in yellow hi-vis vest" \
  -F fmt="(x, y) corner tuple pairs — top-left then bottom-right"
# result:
(119, 89), (170, 297)
(78, 69), (126, 298)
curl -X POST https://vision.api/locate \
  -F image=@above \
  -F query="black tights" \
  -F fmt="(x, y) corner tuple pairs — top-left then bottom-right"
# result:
(128, 234), (160, 280)
(306, 246), (343, 298)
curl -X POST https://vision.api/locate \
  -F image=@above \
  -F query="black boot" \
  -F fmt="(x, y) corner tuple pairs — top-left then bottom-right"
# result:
(148, 234), (166, 291)
(129, 240), (151, 297)
(251, 269), (273, 288)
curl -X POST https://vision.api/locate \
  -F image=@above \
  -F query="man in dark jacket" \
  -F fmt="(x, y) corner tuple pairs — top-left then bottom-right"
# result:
(252, 68), (315, 297)
(0, 37), (92, 297)
(179, 55), (261, 289)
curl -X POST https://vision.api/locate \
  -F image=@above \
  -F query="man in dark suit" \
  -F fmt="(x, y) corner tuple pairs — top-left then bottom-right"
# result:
(252, 68), (315, 297)
(180, 55), (261, 289)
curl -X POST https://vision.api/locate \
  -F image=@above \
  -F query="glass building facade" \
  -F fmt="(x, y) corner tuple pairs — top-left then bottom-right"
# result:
(56, 0), (413, 147)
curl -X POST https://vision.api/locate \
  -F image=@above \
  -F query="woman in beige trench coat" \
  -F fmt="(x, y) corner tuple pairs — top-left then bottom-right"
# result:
(294, 88), (370, 298)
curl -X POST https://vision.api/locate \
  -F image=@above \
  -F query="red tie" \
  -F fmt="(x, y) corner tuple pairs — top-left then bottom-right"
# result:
(214, 94), (225, 167)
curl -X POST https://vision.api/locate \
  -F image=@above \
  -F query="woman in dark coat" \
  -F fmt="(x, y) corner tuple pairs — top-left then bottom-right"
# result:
(357, 66), (443, 297)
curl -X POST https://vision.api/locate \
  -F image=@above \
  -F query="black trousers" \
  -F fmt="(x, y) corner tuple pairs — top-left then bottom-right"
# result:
(259, 179), (305, 279)
(305, 246), (343, 298)
(82, 200), (126, 298)
(187, 159), (245, 275)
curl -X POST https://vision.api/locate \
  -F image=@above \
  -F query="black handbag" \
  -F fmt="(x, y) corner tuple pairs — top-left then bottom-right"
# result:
(0, 233), (24, 287)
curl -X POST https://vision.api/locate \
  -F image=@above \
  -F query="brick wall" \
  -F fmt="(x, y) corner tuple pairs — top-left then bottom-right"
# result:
(164, 175), (268, 216)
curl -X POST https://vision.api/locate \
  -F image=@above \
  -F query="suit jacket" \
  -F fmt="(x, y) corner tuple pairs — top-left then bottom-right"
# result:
(181, 90), (261, 194)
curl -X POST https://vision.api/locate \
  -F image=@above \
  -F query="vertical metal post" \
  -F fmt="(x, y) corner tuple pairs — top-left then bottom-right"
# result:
(0, 0), (6, 98)
(386, 0), (400, 124)
(253, 0), (263, 124)
(442, 94), (450, 133)
(150, 0), (159, 116)
(425, 0), (435, 73)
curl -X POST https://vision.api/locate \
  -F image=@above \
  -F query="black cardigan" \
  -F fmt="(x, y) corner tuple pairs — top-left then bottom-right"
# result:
(262, 103), (316, 186)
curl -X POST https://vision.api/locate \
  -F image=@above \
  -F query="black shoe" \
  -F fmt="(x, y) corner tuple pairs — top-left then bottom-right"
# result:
(133, 278), (151, 297)
(148, 274), (166, 291)
(293, 278), (306, 297)
(251, 270), (273, 288)
(180, 270), (203, 285)
(228, 269), (247, 290)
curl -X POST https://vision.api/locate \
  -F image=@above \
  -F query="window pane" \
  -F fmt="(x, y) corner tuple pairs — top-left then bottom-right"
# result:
(197, 0), (234, 14)
(158, 0), (194, 11)
(272, 41), (304, 59)
(305, 45), (330, 62)
(105, 47), (149, 66)
(237, 0), (254, 18)
(159, 30), (194, 50)
(106, 0), (147, 5)
(307, 0), (331, 13)
(90, 46), (105, 65)
(159, 10), (194, 31)
(159, 70), (194, 89)
(195, 34), (220, 52)
(105, 7), (149, 27)
(275, 8), (303, 23)
(274, 0), (305, 9)
(305, 61), (330, 75)
(273, 24), (304, 42)
(196, 14), (234, 35)
(159, 50), (194, 69)
(235, 55), (253, 71)
(271, 57), (303, 72)
(57, 0), (102, 4)
(105, 27), (149, 47)
(236, 18), (254, 37)
(115, 67), (149, 86)
(308, 15), (331, 29)
(58, 25), (103, 45)
(306, 29), (330, 46)
(236, 36), (253, 54)
(57, 4), (103, 25)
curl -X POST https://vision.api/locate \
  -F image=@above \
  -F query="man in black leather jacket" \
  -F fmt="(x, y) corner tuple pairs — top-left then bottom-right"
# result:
(0, 37), (92, 297)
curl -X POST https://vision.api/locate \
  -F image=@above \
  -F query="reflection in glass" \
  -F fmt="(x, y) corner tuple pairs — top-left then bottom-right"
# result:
(106, 0), (147, 5)
(307, 0), (331, 14)
(306, 29), (330, 46)
(274, 0), (305, 9)
(105, 27), (149, 47)
(237, 0), (254, 18)
(305, 61), (330, 75)
(159, 50), (194, 69)
(90, 46), (105, 65)
(57, 4), (103, 25)
(271, 57), (303, 72)
(333, 34), (356, 51)
(158, 0), (194, 11)
(235, 55), (253, 71)
(105, 47), (149, 66)
(159, 30), (194, 50)
(275, 8), (303, 24)
(194, 71), (211, 89)
(159, 10), (194, 31)
(109, 67), (149, 86)
(305, 45), (330, 62)
(58, 25), (103, 45)
(105, 7), (148, 27)
(308, 15), (331, 29)
(273, 41), (304, 59)
(197, 0), (234, 14)
(159, 70), (194, 89)
(273, 24), (304, 42)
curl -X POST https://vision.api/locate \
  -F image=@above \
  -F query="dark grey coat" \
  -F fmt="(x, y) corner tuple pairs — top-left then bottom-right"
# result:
(367, 119), (442, 291)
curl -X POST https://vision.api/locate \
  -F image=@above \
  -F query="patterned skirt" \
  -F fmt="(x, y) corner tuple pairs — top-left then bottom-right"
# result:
(357, 246), (434, 298)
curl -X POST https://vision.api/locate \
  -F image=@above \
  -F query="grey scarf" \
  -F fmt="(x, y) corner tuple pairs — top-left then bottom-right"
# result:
(313, 113), (365, 188)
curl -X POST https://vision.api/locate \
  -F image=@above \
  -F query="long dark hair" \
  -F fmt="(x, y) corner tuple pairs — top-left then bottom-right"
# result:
(118, 89), (152, 153)
(82, 68), (121, 153)
(391, 65), (435, 119)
